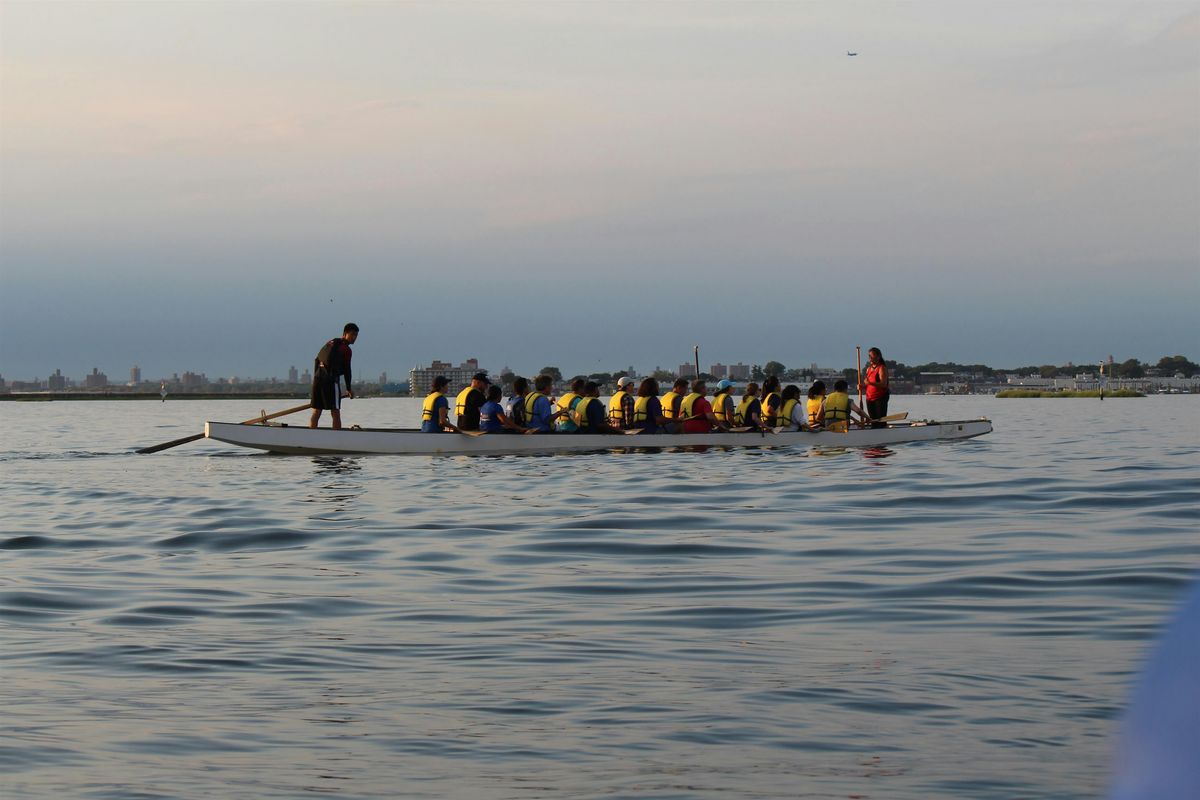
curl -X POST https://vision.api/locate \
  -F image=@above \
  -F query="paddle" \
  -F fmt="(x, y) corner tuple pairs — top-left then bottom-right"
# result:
(136, 402), (313, 454)
(856, 346), (864, 412)
(827, 421), (850, 433)
(877, 412), (908, 422)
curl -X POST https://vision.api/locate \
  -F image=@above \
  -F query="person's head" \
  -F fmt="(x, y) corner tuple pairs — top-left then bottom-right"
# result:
(715, 379), (734, 395)
(868, 347), (883, 363)
(691, 379), (706, 396)
(616, 376), (635, 392)
(584, 380), (601, 397)
(763, 376), (780, 394)
(834, 379), (848, 393)
(673, 378), (689, 392)
(471, 371), (490, 391)
(512, 376), (529, 395)
(534, 374), (553, 394)
(782, 384), (800, 401)
(571, 378), (586, 394)
(808, 380), (826, 399)
(486, 385), (502, 403)
(744, 381), (759, 398)
(343, 322), (359, 343)
(432, 375), (448, 393)
(638, 377), (659, 398)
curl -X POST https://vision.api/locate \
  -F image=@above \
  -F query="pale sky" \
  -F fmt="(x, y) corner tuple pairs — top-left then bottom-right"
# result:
(1, 1), (1197, 382)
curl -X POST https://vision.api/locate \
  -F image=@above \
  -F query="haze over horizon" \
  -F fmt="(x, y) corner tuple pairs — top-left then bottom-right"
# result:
(2, 1), (1197, 382)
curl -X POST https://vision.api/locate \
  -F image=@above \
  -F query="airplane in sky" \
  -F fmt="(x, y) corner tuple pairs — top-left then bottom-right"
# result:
(847, 51), (858, 56)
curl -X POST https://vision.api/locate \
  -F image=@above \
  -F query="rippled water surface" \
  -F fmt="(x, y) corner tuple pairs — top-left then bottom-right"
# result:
(2, 396), (1197, 798)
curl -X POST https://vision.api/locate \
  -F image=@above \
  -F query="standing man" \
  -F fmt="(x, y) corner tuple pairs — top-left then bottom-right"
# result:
(455, 372), (490, 431)
(310, 323), (358, 429)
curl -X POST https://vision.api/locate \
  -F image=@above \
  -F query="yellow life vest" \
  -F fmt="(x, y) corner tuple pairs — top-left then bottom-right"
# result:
(735, 395), (759, 426)
(680, 392), (703, 417)
(421, 391), (446, 423)
(632, 395), (653, 425)
(807, 397), (824, 426)
(574, 396), (596, 429)
(556, 392), (578, 415)
(711, 392), (732, 424)
(660, 391), (682, 419)
(524, 391), (542, 421)
(608, 390), (629, 427)
(824, 391), (850, 423)
(779, 398), (799, 428)
(454, 386), (479, 418)
(761, 391), (781, 426)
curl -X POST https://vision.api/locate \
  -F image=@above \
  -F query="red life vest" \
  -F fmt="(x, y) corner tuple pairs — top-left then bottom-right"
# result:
(865, 363), (887, 401)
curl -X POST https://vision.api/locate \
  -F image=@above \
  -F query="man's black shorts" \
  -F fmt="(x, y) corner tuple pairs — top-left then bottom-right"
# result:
(310, 376), (341, 411)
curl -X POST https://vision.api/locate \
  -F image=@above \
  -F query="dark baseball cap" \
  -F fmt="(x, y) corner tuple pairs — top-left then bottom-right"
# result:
(473, 372), (490, 383)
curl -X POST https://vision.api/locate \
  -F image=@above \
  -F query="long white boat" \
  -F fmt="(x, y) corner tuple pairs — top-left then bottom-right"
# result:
(204, 418), (992, 455)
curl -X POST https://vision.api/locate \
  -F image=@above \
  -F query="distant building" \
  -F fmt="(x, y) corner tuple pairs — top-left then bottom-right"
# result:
(288, 365), (298, 384)
(378, 371), (387, 386)
(49, 369), (67, 391)
(84, 368), (108, 388)
(709, 363), (727, 378)
(300, 368), (312, 385)
(678, 363), (697, 378)
(727, 363), (750, 380)
(409, 358), (483, 397)
(129, 365), (141, 385)
(181, 371), (205, 389)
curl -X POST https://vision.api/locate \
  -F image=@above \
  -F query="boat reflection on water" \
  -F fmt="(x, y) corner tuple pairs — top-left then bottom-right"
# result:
(306, 456), (365, 517)
(862, 446), (895, 460)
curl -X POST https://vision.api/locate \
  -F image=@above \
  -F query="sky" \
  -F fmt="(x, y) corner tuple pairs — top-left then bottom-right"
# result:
(1, 1), (1197, 382)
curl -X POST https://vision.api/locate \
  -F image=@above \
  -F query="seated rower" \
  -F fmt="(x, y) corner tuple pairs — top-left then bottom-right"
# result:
(556, 377), (586, 432)
(822, 379), (869, 429)
(480, 385), (525, 433)
(660, 377), (689, 433)
(761, 376), (783, 428)
(573, 381), (620, 434)
(632, 377), (673, 434)
(806, 380), (827, 428)
(608, 376), (636, 429)
(506, 376), (530, 428)
(777, 384), (804, 431)
(711, 379), (737, 428)
(681, 379), (727, 433)
(454, 371), (490, 431)
(735, 382), (763, 430)
(420, 375), (457, 433)
(523, 374), (564, 433)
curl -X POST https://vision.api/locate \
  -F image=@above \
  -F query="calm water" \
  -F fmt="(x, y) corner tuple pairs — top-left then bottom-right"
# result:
(2, 396), (1197, 799)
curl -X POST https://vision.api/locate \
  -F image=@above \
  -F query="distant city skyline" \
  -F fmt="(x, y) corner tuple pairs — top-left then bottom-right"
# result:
(2, 2), (1196, 379)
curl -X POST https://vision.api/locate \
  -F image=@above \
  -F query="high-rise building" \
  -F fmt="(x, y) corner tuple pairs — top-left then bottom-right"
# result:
(409, 359), (484, 396)
(678, 363), (697, 378)
(288, 365), (298, 383)
(709, 363), (727, 378)
(727, 363), (750, 380)
(49, 369), (67, 390)
(130, 365), (141, 385)
(379, 372), (388, 386)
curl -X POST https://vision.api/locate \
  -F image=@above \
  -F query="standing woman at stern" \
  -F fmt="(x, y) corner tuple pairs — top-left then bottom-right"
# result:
(861, 347), (890, 422)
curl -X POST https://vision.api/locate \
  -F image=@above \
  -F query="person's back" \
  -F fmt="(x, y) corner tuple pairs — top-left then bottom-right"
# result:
(479, 394), (505, 433)
(711, 380), (736, 427)
(806, 380), (827, 427)
(632, 378), (665, 434)
(455, 383), (486, 431)
(778, 385), (802, 430)
(573, 383), (614, 433)
(680, 386), (713, 433)
(823, 387), (851, 425)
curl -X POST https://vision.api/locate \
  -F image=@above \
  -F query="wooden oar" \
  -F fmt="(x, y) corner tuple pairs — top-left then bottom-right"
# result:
(136, 402), (312, 454)
(877, 412), (908, 422)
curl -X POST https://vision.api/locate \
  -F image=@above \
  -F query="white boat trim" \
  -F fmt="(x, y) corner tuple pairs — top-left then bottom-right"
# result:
(204, 419), (992, 455)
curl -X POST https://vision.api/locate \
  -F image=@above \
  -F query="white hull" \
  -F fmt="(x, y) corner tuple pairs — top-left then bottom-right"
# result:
(204, 419), (992, 455)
